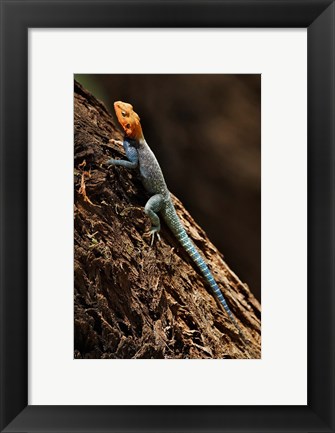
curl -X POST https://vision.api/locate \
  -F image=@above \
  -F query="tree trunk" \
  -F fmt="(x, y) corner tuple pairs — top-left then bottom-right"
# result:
(74, 80), (261, 359)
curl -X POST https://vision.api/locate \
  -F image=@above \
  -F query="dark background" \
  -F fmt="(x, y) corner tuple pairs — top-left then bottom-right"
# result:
(75, 74), (261, 300)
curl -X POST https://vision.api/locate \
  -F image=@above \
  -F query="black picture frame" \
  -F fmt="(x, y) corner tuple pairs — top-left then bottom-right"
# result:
(1, 1), (334, 432)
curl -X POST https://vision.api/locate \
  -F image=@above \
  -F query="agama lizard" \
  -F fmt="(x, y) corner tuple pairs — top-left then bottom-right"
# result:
(107, 101), (247, 343)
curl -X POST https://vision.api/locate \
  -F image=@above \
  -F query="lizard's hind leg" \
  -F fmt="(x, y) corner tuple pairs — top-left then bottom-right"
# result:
(144, 194), (164, 246)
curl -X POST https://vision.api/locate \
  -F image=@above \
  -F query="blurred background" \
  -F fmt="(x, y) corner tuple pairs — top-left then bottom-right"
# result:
(75, 74), (261, 300)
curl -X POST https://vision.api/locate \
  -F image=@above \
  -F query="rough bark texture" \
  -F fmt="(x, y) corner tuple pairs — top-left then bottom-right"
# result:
(74, 80), (261, 359)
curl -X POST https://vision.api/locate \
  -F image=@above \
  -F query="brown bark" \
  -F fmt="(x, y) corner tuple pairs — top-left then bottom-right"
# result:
(74, 80), (261, 359)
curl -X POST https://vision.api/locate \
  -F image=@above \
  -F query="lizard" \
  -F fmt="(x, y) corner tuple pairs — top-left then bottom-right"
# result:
(106, 101), (247, 344)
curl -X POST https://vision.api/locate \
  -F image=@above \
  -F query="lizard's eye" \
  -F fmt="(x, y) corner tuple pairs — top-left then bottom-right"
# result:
(121, 111), (126, 117)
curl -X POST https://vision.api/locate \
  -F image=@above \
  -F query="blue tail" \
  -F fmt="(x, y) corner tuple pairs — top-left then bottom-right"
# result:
(162, 201), (246, 341)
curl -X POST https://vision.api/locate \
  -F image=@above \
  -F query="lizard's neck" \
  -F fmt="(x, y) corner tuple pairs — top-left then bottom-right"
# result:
(125, 136), (146, 149)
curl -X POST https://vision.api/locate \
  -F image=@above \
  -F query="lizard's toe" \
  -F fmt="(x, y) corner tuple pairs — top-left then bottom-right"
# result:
(144, 226), (161, 246)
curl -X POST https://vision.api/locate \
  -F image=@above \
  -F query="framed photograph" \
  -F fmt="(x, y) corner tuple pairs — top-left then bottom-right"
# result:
(1, 1), (334, 432)
(73, 72), (262, 362)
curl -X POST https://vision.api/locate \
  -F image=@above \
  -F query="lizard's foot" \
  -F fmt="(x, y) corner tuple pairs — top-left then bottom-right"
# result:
(105, 158), (116, 166)
(109, 138), (123, 147)
(144, 226), (161, 246)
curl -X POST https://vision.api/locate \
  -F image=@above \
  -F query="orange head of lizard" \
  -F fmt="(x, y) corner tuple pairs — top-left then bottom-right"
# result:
(114, 101), (143, 141)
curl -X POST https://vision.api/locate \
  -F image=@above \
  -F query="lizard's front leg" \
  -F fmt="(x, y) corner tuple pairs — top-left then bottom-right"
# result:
(106, 158), (138, 169)
(144, 194), (164, 245)
(106, 140), (139, 169)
